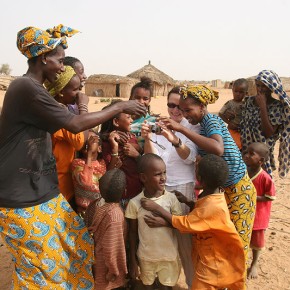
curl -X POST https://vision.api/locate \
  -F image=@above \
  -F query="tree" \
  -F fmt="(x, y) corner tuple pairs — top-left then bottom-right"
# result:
(0, 64), (12, 75)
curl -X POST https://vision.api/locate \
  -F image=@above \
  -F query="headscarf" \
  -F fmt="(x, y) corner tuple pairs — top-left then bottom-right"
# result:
(17, 24), (78, 59)
(256, 70), (290, 178)
(179, 85), (219, 105)
(45, 66), (76, 97)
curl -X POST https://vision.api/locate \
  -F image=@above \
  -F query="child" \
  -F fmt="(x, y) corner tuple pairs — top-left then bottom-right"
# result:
(243, 142), (276, 279)
(125, 153), (182, 290)
(71, 132), (106, 215)
(85, 168), (128, 290)
(142, 154), (246, 290)
(100, 100), (143, 209)
(219, 78), (248, 149)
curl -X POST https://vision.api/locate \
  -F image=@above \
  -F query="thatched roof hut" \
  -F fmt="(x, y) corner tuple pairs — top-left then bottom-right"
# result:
(85, 74), (138, 98)
(127, 61), (175, 96)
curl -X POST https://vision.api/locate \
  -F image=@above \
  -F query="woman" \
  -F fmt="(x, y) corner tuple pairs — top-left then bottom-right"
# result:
(0, 24), (145, 289)
(141, 87), (199, 289)
(241, 70), (290, 178)
(159, 85), (256, 263)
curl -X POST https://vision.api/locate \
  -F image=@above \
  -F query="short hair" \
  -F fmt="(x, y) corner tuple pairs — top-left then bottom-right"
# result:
(198, 154), (229, 189)
(249, 142), (269, 161)
(233, 78), (248, 91)
(99, 168), (126, 203)
(130, 77), (153, 99)
(137, 153), (164, 173)
(167, 86), (181, 100)
(99, 99), (123, 134)
(63, 56), (81, 68)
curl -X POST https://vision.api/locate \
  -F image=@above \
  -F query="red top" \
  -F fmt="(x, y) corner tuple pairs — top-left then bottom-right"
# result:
(251, 169), (276, 230)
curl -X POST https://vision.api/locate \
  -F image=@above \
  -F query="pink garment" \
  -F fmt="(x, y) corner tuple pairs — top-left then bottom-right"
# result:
(251, 169), (276, 230)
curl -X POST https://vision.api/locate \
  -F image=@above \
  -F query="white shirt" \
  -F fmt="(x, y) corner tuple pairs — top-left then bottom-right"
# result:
(151, 118), (200, 186)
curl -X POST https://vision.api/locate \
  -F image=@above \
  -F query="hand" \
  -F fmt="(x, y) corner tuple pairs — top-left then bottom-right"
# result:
(87, 134), (100, 152)
(223, 110), (235, 121)
(172, 190), (189, 204)
(255, 92), (267, 109)
(158, 116), (182, 131)
(159, 126), (177, 144)
(76, 92), (89, 105)
(123, 143), (140, 158)
(141, 122), (152, 139)
(106, 272), (116, 282)
(141, 198), (159, 212)
(129, 260), (140, 280)
(115, 131), (131, 146)
(108, 131), (120, 149)
(144, 214), (169, 228)
(121, 100), (146, 117)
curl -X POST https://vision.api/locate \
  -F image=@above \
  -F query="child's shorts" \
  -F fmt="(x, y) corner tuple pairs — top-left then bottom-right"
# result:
(250, 229), (266, 250)
(139, 258), (181, 286)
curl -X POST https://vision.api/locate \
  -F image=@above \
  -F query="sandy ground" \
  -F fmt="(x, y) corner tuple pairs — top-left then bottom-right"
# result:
(0, 89), (289, 290)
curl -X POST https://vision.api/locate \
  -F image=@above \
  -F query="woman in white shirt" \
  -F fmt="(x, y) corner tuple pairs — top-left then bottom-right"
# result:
(141, 87), (200, 290)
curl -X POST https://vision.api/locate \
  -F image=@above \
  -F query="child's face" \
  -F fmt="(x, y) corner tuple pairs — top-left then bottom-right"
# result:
(114, 113), (133, 132)
(61, 75), (81, 105)
(131, 88), (151, 109)
(179, 98), (204, 125)
(243, 145), (263, 167)
(140, 159), (166, 193)
(232, 84), (247, 102)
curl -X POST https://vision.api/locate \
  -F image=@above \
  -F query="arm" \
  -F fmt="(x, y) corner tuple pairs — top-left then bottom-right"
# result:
(174, 190), (195, 211)
(141, 122), (158, 154)
(64, 100), (146, 134)
(128, 218), (140, 280)
(107, 132), (122, 170)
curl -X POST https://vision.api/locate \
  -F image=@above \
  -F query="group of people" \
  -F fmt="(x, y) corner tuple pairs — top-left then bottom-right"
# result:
(0, 24), (289, 290)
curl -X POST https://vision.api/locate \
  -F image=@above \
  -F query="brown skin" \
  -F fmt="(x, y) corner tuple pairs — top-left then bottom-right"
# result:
(72, 61), (87, 89)
(25, 45), (147, 134)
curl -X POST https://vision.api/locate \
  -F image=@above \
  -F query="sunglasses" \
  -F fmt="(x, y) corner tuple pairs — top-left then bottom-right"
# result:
(167, 103), (180, 109)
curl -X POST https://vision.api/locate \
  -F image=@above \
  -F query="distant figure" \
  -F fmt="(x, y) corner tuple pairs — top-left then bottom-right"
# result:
(243, 142), (276, 279)
(142, 154), (246, 290)
(240, 70), (290, 178)
(219, 78), (248, 149)
(126, 153), (182, 290)
(86, 169), (128, 290)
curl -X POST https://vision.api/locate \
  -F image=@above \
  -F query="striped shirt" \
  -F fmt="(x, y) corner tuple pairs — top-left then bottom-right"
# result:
(199, 114), (246, 187)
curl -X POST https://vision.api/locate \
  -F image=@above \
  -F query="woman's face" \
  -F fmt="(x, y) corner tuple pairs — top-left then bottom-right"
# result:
(60, 75), (81, 105)
(43, 46), (65, 83)
(179, 97), (204, 125)
(167, 93), (183, 123)
(255, 80), (272, 97)
(114, 113), (133, 132)
(131, 88), (151, 109)
(73, 61), (87, 88)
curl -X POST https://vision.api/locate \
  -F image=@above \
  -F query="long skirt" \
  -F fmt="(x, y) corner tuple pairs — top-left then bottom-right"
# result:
(0, 194), (94, 289)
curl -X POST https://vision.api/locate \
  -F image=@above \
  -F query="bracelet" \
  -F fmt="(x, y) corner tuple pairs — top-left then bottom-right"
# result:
(111, 153), (118, 156)
(172, 138), (182, 148)
(78, 103), (88, 112)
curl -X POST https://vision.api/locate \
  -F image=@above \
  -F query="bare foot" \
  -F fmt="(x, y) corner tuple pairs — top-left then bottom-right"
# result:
(247, 265), (258, 279)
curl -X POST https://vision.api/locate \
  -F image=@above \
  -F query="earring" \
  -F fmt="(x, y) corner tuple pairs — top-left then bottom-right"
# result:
(59, 93), (63, 97)
(42, 61), (47, 65)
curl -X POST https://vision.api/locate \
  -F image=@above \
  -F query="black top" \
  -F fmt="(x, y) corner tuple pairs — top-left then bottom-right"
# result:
(0, 76), (74, 208)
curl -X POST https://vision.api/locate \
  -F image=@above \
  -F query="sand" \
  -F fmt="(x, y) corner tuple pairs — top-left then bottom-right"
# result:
(0, 89), (289, 290)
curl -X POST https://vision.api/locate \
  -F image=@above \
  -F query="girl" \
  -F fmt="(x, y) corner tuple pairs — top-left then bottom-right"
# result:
(71, 133), (106, 215)
(100, 100), (143, 209)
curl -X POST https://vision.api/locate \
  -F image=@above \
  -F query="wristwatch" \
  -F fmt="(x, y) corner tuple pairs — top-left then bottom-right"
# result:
(172, 138), (182, 148)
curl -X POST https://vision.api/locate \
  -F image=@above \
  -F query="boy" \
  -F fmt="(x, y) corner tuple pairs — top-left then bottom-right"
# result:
(125, 153), (182, 290)
(142, 154), (246, 290)
(243, 142), (276, 279)
(219, 78), (248, 149)
(85, 168), (127, 290)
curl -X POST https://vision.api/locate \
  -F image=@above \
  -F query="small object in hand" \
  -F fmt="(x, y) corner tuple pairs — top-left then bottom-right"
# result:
(150, 123), (162, 134)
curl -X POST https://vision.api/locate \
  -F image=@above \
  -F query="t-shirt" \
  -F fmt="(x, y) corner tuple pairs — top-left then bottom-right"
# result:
(251, 169), (276, 230)
(125, 190), (182, 262)
(0, 76), (74, 208)
(199, 114), (246, 187)
(219, 100), (243, 127)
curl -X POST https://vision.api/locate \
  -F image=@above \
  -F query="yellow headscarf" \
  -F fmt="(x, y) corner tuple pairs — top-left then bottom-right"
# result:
(179, 85), (219, 105)
(17, 24), (78, 59)
(45, 66), (76, 97)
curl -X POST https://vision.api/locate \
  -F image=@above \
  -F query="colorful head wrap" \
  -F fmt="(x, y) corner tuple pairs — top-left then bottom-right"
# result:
(17, 24), (78, 59)
(45, 66), (76, 97)
(179, 85), (219, 105)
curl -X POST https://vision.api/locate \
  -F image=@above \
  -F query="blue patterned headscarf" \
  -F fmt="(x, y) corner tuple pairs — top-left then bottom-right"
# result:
(256, 70), (290, 178)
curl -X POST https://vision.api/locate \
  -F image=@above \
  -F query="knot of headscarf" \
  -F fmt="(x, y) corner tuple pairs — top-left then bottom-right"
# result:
(17, 24), (78, 59)
(45, 66), (76, 97)
(179, 85), (219, 105)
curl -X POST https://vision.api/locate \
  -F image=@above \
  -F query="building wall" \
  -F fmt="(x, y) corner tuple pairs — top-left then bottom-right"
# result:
(85, 83), (133, 98)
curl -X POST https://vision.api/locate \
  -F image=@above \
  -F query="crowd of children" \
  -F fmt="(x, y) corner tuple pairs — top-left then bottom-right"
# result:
(0, 27), (287, 290)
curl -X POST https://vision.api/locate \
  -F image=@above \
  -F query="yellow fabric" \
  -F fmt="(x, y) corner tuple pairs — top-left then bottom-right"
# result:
(52, 129), (85, 201)
(172, 193), (245, 289)
(45, 66), (76, 97)
(17, 24), (78, 59)
(179, 85), (219, 105)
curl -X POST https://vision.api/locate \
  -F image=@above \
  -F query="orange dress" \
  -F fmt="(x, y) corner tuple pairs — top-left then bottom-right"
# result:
(172, 193), (245, 290)
(52, 129), (85, 201)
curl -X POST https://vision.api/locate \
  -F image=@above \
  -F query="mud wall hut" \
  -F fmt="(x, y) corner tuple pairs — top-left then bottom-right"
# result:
(127, 61), (175, 97)
(85, 74), (138, 98)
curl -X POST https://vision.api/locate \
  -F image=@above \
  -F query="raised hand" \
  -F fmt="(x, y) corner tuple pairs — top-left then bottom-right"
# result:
(122, 100), (147, 117)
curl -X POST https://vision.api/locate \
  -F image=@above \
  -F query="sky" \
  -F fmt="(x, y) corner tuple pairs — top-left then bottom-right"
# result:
(1, 0), (290, 81)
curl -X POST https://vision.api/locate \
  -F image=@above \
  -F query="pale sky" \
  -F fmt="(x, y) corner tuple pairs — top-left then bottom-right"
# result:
(1, 0), (290, 81)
